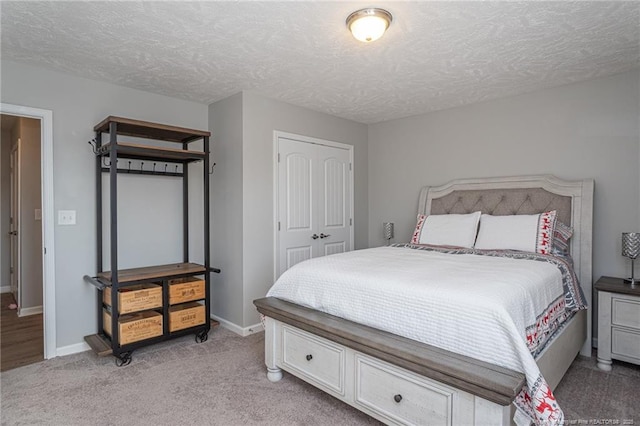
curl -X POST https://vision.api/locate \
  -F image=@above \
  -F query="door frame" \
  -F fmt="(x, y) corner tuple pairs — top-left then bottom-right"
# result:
(1, 103), (56, 359)
(272, 130), (354, 281)
(9, 139), (21, 308)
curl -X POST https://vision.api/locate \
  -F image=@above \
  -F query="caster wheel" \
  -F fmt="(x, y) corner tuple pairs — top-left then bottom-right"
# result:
(195, 331), (209, 343)
(115, 352), (132, 367)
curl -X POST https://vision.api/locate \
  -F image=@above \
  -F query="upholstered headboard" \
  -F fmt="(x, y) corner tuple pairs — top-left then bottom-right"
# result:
(427, 188), (572, 226)
(417, 175), (594, 354)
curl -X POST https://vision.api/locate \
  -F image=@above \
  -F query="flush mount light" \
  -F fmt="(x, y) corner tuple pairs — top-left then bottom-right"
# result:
(346, 8), (392, 43)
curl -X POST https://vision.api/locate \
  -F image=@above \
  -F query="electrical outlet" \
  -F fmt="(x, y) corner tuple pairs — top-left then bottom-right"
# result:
(58, 210), (76, 225)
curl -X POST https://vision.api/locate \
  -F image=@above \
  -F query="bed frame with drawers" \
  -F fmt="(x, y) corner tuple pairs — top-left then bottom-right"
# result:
(255, 175), (594, 425)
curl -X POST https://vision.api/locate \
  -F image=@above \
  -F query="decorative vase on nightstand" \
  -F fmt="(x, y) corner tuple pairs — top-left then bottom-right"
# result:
(622, 232), (640, 285)
(383, 222), (394, 246)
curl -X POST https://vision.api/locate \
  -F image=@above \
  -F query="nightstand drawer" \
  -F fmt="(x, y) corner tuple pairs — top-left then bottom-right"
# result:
(281, 326), (345, 394)
(612, 327), (640, 362)
(355, 355), (453, 426)
(612, 298), (640, 330)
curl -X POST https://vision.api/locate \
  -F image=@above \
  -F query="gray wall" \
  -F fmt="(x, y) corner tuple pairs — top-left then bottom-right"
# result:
(209, 93), (244, 326)
(1, 60), (209, 348)
(368, 69), (640, 285)
(242, 91), (368, 326)
(17, 117), (43, 309)
(0, 129), (10, 290)
(209, 91), (368, 328)
(3, 57), (636, 347)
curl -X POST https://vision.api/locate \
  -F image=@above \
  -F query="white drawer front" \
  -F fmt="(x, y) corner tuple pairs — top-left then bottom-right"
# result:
(355, 355), (453, 426)
(612, 297), (640, 330)
(282, 326), (345, 394)
(612, 327), (640, 362)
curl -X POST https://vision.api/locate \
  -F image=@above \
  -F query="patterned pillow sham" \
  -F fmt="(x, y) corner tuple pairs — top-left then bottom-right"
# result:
(410, 212), (481, 248)
(552, 221), (573, 255)
(474, 211), (557, 255)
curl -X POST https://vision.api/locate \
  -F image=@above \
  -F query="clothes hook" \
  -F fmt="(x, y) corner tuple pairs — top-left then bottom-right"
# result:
(87, 139), (98, 155)
(209, 163), (217, 175)
(164, 164), (168, 174)
(141, 161), (144, 171)
(128, 161), (132, 173)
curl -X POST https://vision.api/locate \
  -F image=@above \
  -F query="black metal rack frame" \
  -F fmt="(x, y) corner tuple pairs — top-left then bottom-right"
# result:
(86, 116), (214, 365)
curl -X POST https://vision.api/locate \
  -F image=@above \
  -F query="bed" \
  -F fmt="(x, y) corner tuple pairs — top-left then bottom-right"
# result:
(254, 175), (593, 426)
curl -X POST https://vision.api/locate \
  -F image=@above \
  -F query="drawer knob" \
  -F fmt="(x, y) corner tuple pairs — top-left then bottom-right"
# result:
(394, 394), (403, 403)
(306, 354), (313, 361)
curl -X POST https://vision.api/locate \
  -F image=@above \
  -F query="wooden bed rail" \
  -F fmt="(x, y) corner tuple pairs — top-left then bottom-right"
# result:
(254, 297), (525, 406)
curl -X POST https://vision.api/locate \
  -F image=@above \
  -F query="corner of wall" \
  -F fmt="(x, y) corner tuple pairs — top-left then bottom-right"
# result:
(208, 92), (245, 327)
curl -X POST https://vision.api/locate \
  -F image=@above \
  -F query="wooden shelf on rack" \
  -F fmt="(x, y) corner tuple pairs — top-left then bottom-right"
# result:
(85, 334), (113, 357)
(85, 319), (219, 356)
(94, 116), (210, 143)
(98, 142), (206, 163)
(97, 263), (207, 284)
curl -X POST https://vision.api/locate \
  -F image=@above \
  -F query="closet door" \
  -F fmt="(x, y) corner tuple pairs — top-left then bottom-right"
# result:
(317, 144), (351, 257)
(277, 135), (353, 278)
(278, 138), (318, 276)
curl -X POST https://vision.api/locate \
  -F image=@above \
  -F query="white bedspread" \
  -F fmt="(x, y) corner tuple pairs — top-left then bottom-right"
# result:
(267, 245), (576, 425)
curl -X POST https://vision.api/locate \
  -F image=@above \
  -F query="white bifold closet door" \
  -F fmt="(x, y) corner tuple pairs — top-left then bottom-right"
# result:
(277, 136), (352, 278)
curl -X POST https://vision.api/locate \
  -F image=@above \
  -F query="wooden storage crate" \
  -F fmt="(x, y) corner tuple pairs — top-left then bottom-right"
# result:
(169, 302), (206, 332)
(103, 283), (162, 314)
(169, 276), (205, 304)
(103, 309), (163, 346)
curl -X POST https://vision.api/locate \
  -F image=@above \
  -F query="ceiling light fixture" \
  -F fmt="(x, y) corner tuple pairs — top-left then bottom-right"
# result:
(346, 8), (392, 43)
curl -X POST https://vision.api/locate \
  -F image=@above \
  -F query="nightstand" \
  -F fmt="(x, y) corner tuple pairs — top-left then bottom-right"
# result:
(595, 276), (640, 371)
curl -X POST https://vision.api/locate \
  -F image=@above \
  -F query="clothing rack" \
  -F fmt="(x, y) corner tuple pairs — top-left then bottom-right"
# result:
(83, 116), (219, 366)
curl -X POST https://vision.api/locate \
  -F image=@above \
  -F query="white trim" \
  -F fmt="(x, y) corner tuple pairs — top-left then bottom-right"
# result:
(272, 132), (279, 284)
(272, 130), (355, 282)
(11, 139), (22, 311)
(56, 341), (90, 357)
(210, 314), (263, 337)
(1, 103), (56, 360)
(0, 285), (11, 293)
(18, 305), (42, 317)
(275, 130), (355, 151)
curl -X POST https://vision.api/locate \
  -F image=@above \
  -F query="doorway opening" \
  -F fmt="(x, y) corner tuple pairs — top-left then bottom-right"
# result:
(0, 103), (56, 367)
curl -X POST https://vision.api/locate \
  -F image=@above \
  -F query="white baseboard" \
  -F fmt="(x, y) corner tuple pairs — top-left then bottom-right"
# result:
(0, 286), (11, 294)
(210, 314), (263, 337)
(18, 305), (43, 317)
(56, 341), (90, 357)
(243, 321), (264, 336)
(52, 316), (262, 359)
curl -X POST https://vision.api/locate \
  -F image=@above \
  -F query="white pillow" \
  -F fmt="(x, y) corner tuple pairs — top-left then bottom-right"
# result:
(474, 211), (557, 254)
(411, 212), (481, 248)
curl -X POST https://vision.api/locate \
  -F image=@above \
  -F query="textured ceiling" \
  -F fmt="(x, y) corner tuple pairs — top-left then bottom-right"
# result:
(1, 1), (639, 124)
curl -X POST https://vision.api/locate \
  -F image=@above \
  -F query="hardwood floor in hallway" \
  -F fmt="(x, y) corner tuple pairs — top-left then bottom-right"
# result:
(0, 292), (43, 371)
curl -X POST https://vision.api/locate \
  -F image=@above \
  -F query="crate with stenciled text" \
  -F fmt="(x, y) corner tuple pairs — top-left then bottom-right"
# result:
(169, 302), (206, 332)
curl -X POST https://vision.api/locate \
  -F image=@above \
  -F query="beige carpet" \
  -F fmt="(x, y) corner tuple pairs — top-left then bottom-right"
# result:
(554, 351), (640, 422)
(1, 327), (638, 425)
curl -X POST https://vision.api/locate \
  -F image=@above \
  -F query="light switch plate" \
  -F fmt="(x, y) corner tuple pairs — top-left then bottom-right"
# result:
(58, 210), (76, 225)
(35, 209), (42, 221)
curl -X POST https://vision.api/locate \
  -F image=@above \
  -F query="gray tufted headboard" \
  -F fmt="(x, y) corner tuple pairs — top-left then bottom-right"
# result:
(418, 174), (594, 354)
(428, 188), (572, 226)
